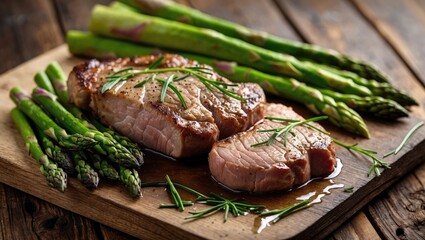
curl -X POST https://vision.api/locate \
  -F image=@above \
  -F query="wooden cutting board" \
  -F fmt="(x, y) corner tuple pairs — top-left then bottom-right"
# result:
(0, 45), (424, 239)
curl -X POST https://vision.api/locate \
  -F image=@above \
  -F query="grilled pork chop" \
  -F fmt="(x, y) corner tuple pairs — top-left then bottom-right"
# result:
(209, 103), (336, 192)
(67, 54), (265, 158)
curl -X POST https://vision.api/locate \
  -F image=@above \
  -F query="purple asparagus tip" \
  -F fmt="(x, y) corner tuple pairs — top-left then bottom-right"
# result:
(213, 61), (237, 74)
(33, 87), (57, 101)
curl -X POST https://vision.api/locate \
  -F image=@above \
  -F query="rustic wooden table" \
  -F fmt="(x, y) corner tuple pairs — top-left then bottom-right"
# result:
(1, 0), (424, 239)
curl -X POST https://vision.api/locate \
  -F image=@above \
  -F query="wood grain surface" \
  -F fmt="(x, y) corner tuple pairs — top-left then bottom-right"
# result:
(0, 0), (424, 239)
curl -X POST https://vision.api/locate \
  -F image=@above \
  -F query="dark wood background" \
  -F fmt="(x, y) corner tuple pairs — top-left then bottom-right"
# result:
(1, 0), (424, 239)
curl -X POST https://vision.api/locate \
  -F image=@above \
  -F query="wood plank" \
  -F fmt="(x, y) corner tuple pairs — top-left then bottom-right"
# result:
(277, 0), (425, 114)
(366, 162), (425, 239)
(278, 0), (425, 238)
(185, 1), (413, 239)
(0, 44), (424, 240)
(100, 225), (137, 240)
(188, 0), (299, 41)
(352, 0), (425, 86)
(0, 0), (421, 238)
(0, 1), (107, 239)
(53, 0), (112, 32)
(0, 184), (99, 239)
(328, 211), (381, 240)
(0, 0), (63, 73)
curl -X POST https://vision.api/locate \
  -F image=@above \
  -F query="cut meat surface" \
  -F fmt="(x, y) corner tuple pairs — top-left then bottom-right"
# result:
(209, 103), (336, 192)
(67, 54), (265, 158)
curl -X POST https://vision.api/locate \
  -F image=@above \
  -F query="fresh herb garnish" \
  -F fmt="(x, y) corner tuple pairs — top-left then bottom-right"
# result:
(187, 193), (265, 222)
(343, 187), (354, 193)
(253, 116), (390, 177)
(103, 57), (245, 101)
(157, 78), (188, 108)
(140, 178), (264, 222)
(134, 74), (156, 88)
(160, 74), (175, 103)
(102, 56), (165, 94)
(102, 67), (134, 93)
(160, 201), (193, 209)
(383, 121), (424, 158)
(260, 200), (310, 224)
(147, 55), (165, 70)
(251, 116), (328, 147)
(165, 175), (187, 211)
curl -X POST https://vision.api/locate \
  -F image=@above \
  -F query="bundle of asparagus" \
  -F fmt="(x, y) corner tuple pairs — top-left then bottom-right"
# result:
(10, 63), (143, 198)
(65, 1), (417, 138)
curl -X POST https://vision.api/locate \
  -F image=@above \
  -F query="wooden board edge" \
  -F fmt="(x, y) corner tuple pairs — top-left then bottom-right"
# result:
(293, 138), (425, 239)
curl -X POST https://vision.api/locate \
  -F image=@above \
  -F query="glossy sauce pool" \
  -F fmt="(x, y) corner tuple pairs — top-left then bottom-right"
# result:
(139, 150), (344, 233)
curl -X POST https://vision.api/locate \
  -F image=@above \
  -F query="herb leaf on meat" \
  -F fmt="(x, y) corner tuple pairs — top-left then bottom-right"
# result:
(254, 116), (391, 177)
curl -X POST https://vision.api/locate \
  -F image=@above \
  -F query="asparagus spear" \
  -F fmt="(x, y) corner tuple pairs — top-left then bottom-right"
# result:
(11, 108), (67, 192)
(45, 61), (84, 118)
(116, 0), (390, 83)
(91, 154), (120, 180)
(34, 126), (76, 175)
(318, 89), (408, 119)
(44, 62), (144, 163)
(119, 165), (141, 198)
(69, 151), (99, 188)
(90, 5), (372, 97)
(67, 31), (371, 136)
(10, 87), (96, 150)
(31, 87), (140, 168)
(215, 64), (370, 137)
(44, 62), (141, 195)
(34, 71), (55, 94)
(88, 116), (143, 164)
(303, 61), (417, 106)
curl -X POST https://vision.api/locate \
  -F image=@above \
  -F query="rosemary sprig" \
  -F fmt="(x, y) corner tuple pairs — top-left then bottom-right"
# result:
(254, 116), (390, 177)
(147, 56), (165, 70)
(383, 121), (424, 158)
(134, 74), (156, 88)
(160, 74), (174, 103)
(103, 62), (245, 101)
(102, 56), (165, 93)
(165, 175), (186, 211)
(260, 200), (310, 224)
(157, 75), (188, 109)
(140, 181), (208, 199)
(140, 179), (264, 222)
(187, 193), (265, 222)
(159, 201), (193, 208)
(251, 116), (328, 147)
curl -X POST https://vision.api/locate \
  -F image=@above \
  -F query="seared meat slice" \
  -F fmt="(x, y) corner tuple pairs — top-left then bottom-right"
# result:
(67, 54), (265, 158)
(209, 103), (336, 192)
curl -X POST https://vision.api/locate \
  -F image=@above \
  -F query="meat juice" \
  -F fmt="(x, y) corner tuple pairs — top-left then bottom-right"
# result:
(138, 149), (344, 233)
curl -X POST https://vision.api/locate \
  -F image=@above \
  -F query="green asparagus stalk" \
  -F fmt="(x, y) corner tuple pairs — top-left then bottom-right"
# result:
(10, 87), (96, 150)
(119, 165), (141, 198)
(116, 0), (390, 83)
(303, 61), (417, 106)
(88, 115), (143, 164)
(69, 151), (99, 188)
(11, 108), (67, 192)
(66, 31), (370, 137)
(34, 126), (76, 175)
(91, 154), (120, 180)
(34, 71), (55, 94)
(45, 62), (69, 103)
(215, 64), (370, 137)
(89, 5), (373, 97)
(318, 89), (408, 119)
(45, 61), (84, 118)
(31, 87), (141, 168)
(44, 62), (144, 163)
